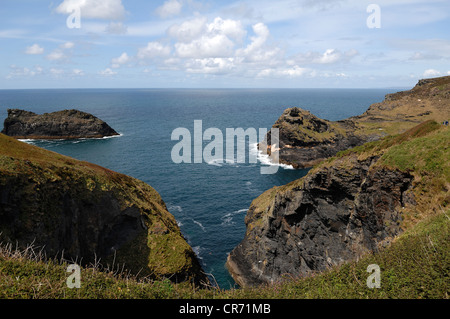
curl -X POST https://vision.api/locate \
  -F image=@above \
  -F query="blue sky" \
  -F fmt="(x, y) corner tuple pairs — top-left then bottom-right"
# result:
(1, 0), (449, 89)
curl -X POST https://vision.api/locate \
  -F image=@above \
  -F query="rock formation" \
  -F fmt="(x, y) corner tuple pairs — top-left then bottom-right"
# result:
(260, 107), (370, 169)
(226, 152), (415, 287)
(0, 133), (208, 286)
(261, 76), (450, 169)
(227, 76), (450, 287)
(2, 109), (119, 139)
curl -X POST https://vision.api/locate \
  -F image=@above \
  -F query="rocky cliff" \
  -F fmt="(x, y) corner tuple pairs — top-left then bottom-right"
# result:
(261, 76), (450, 169)
(2, 109), (119, 139)
(0, 133), (208, 286)
(260, 107), (370, 168)
(227, 120), (449, 287)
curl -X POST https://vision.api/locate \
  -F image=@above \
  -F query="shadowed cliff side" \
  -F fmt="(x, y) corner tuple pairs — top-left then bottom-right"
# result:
(0, 133), (208, 286)
(227, 121), (449, 287)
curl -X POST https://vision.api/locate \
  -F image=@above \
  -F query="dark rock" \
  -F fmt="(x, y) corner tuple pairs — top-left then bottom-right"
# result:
(259, 107), (371, 169)
(226, 154), (415, 287)
(2, 109), (119, 139)
(0, 134), (208, 286)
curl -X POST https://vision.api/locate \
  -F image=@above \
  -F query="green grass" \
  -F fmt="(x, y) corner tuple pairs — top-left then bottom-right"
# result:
(1, 207), (448, 299)
(0, 122), (448, 299)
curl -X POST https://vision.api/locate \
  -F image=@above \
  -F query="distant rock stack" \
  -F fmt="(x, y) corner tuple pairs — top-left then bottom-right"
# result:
(1, 109), (120, 139)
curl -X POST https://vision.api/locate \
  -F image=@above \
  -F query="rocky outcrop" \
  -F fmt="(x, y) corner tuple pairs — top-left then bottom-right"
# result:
(226, 152), (416, 287)
(2, 109), (119, 139)
(0, 133), (208, 286)
(261, 76), (450, 169)
(226, 118), (447, 288)
(260, 107), (372, 168)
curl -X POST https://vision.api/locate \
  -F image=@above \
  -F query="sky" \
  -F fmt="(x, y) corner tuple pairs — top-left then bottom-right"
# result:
(0, 0), (449, 89)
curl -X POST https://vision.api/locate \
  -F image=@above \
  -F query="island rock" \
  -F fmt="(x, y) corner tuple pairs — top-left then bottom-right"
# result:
(2, 109), (119, 139)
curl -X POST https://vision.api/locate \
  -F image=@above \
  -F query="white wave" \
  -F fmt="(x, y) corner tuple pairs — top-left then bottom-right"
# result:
(99, 132), (123, 139)
(250, 142), (294, 170)
(192, 246), (203, 260)
(193, 219), (206, 232)
(18, 139), (36, 144)
(18, 133), (123, 144)
(221, 208), (248, 226)
(168, 205), (183, 213)
(206, 159), (223, 167)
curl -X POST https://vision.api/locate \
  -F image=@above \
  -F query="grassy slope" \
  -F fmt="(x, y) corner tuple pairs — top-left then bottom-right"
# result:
(0, 133), (199, 281)
(0, 123), (448, 299)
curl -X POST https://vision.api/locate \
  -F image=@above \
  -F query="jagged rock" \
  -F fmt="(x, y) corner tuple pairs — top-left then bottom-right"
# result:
(2, 109), (119, 139)
(226, 153), (415, 287)
(259, 107), (371, 168)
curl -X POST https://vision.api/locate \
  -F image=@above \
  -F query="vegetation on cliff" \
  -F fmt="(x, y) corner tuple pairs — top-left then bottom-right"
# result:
(0, 133), (207, 286)
(0, 77), (448, 299)
(0, 121), (447, 298)
(227, 120), (449, 289)
(267, 76), (450, 169)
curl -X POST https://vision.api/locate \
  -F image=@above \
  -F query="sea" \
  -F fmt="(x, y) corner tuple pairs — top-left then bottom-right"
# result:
(0, 88), (399, 288)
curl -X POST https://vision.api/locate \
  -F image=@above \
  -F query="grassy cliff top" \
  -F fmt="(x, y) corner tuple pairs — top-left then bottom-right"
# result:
(0, 122), (448, 298)
(0, 133), (203, 282)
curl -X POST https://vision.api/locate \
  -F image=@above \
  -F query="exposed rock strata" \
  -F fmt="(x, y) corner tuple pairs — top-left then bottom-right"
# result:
(2, 109), (119, 139)
(0, 133), (208, 286)
(226, 153), (415, 287)
(260, 107), (373, 168)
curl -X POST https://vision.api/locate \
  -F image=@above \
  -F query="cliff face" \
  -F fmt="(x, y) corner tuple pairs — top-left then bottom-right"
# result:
(0, 133), (207, 286)
(262, 76), (450, 169)
(227, 121), (448, 287)
(2, 109), (119, 139)
(261, 107), (369, 169)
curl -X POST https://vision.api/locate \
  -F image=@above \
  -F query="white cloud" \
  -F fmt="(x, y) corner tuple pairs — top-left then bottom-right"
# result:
(6, 65), (42, 79)
(111, 52), (130, 68)
(292, 49), (359, 65)
(175, 34), (235, 58)
(47, 50), (67, 61)
(314, 49), (343, 64)
(167, 17), (208, 42)
(60, 42), (75, 49)
(207, 17), (246, 42)
(72, 68), (84, 76)
(423, 69), (441, 78)
(185, 58), (236, 74)
(155, 0), (183, 18)
(257, 66), (310, 78)
(99, 68), (117, 76)
(25, 44), (44, 55)
(50, 68), (64, 75)
(55, 0), (126, 20)
(137, 42), (171, 60)
(173, 17), (246, 59)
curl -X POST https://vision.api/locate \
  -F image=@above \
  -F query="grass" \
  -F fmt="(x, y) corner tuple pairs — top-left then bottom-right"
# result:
(0, 206), (448, 299)
(0, 133), (202, 284)
(0, 122), (448, 299)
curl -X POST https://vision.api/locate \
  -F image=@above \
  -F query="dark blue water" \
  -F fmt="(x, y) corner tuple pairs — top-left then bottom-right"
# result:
(0, 88), (396, 288)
